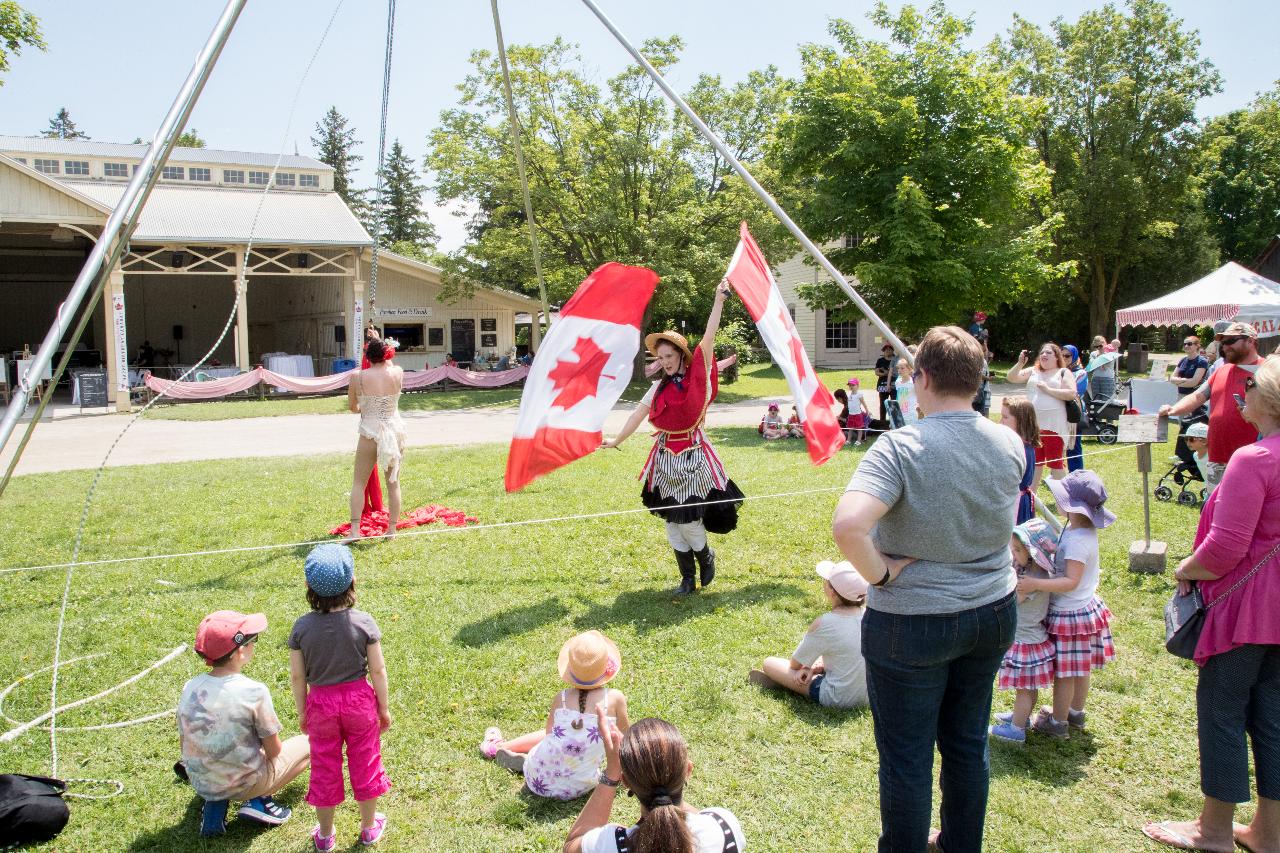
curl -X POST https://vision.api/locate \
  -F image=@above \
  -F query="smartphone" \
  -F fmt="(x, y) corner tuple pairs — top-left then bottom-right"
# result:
(1020, 349), (1028, 360)
(1234, 393), (1246, 412)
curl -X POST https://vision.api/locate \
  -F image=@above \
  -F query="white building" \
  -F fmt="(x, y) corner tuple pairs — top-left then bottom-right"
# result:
(0, 135), (539, 410)
(771, 244), (883, 368)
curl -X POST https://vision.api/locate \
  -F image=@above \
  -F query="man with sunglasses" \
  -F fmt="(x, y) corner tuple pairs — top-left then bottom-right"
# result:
(1160, 322), (1263, 492)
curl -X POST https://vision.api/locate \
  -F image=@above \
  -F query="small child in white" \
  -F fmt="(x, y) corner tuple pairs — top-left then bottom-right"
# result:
(760, 403), (787, 440)
(990, 519), (1059, 744)
(748, 560), (869, 709)
(1184, 422), (1210, 489)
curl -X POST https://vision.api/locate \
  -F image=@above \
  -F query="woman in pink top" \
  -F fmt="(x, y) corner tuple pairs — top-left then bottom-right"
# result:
(1144, 355), (1280, 853)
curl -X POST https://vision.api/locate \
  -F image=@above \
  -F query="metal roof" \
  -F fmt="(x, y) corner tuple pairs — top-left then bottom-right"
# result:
(0, 134), (330, 170)
(70, 180), (373, 247)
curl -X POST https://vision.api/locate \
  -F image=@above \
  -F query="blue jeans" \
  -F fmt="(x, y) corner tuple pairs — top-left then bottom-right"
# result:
(862, 593), (1017, 853)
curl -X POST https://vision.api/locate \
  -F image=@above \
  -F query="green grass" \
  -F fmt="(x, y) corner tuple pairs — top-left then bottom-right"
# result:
(0, 428), (1209, 851)
(140, 362), (880, 421)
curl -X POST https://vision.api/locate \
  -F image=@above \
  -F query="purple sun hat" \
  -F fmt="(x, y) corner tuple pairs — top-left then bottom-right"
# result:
(1047, 470), (1117, 529)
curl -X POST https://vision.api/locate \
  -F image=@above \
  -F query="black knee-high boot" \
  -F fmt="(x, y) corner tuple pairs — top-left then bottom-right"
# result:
(694, 545), (715, 588)
(673, 549), (696, 595)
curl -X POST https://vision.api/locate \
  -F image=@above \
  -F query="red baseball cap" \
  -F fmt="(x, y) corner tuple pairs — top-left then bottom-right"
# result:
(194, 610), (267, 662)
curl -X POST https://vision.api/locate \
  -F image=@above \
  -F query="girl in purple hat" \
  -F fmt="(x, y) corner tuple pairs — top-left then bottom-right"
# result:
(1015, 470), (1117, 739)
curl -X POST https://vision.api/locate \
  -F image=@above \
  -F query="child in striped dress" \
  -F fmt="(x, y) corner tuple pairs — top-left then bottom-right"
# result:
(990, 519), (1059, 744)
(1017, 470), (1117, 739)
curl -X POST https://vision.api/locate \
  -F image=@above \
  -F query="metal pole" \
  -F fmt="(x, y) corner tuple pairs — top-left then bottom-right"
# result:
(491, 0), (552, 339)
(578, 0), (912, 363)
(0, 0), (249, 470)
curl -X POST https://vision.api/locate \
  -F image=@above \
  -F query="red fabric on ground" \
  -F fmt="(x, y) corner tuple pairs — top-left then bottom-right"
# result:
(330, 504), (478, 538)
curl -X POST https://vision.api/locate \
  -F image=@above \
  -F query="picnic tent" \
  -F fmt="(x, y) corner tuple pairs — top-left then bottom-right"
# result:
(1116, 261), (1280, 338)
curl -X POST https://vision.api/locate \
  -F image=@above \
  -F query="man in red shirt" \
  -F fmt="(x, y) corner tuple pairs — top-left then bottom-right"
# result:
(1161, 322), (1263, 492)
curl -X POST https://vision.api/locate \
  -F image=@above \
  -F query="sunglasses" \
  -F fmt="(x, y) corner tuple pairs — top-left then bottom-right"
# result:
(1220, 336), (1247, 346)
(1182, 342), (1198, 348)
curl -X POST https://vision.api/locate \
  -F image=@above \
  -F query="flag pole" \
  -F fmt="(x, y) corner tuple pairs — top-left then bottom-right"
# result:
(577, 0), (913, 365)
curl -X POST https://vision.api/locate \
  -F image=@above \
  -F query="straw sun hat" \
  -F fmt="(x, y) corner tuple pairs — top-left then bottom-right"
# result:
(557, 630), (621, 689)
(644, 331), (693, 364)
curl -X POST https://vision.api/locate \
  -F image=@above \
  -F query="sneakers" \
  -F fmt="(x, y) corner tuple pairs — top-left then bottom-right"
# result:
(313, 825), (337, 852)
(1036, 705), (1087, 730)
(994, 711), (1013, 725)
(237, 796), (291, 826)
(360, 813), (388, 846)
(200, 799), (229, 838)
(495, 747), (526, 773)
(173, 760), (190, 784)
(989, 721), (1026, 744)
(1030, 710), (1070, 740)
(479, 726), (503, 759)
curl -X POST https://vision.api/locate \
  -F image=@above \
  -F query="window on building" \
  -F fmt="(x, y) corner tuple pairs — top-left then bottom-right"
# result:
(825, 315), (858, 350)
(189, 167), (211, 182)
(299, 174), (319, 187)
(104, 162), (130, 177)
(64, 160), (89, 175)
(788, 304), (797, 321)
(275, 172), (296, 187)
(248, 171), (269, 185)
(223, 169), (245, 184)
(384, 324), (424, 348)
(34, 158), (59, 174)
(843, 233), (864, 249)
(162, 165), (185, 180)
(13, 157), (27, 165)
(427, 327), (445, 347)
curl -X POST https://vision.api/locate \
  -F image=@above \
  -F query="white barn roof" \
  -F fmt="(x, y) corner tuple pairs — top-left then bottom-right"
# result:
(0, 134), (329, 170)
(74, 180), (372, 246)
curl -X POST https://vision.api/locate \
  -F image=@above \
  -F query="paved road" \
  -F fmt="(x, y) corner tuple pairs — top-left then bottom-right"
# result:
(1, 386), (1022, 476)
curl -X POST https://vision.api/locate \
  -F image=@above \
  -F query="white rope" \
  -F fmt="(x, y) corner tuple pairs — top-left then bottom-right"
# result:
(366, 0), (397, 314)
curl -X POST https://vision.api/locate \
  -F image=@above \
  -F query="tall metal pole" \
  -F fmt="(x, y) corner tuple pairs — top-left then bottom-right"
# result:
(578, 0), (912, 363)
(0, 0), (249, 471)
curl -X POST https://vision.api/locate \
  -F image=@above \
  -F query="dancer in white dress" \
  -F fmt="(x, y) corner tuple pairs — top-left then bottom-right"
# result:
(347, 338), (406, 540)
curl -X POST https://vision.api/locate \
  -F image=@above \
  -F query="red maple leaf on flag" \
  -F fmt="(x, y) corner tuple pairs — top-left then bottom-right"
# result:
(777, 306), (808, 382)
(548, 336), (615, 410)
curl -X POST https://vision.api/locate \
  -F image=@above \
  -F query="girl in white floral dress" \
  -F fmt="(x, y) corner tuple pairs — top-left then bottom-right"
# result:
(478, 631), (631, 800)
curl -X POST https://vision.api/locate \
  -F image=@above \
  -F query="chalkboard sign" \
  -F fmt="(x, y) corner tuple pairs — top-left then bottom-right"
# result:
(78, 370), (108, 408)
(481, 334), (498, 348)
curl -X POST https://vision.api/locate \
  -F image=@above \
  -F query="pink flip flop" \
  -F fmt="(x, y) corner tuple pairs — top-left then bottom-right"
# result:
(479, 726), (503, 759)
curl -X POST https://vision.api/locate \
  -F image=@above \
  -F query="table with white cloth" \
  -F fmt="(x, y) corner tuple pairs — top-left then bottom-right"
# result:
(265, 354), (315, 392)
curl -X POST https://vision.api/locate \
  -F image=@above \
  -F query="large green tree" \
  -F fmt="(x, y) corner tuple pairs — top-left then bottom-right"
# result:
(1199, 82), (1280, 264)
(770, 2), (1062, 337)
(43, 107), (87, 139)
(998, 0), (1222, 337)
(311, 106), (364, 207)
(175, 129), (205, 148)
(374, 140), (436, 251)
(426, 37), (788, 328)
(0, 1), (44, 86)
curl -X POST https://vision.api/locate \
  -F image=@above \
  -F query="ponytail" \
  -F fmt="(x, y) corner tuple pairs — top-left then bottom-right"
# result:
(631, 801), (694, 853)
(620, 718), (695, 853)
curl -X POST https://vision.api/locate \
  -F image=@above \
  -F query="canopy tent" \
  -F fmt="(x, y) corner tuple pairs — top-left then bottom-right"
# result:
(1116, 261), (1280, 338)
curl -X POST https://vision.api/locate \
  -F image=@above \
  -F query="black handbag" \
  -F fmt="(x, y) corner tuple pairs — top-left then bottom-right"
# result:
(1065, 397), (1082, 424)
(0, 774), (69, 845)
(1165, 542), (1280, 660)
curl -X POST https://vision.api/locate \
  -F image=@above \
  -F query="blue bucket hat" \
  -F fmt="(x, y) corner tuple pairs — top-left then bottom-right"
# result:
(305, 543), (354, 597)
(1012, 518), (1058, 575)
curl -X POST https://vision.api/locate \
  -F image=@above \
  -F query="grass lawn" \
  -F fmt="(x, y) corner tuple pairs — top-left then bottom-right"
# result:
(140, 363), (880, 421)
(0, 428), (1206, 851)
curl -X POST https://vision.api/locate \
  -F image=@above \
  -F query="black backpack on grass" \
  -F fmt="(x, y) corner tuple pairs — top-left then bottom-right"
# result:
(0, 774), (69, 845)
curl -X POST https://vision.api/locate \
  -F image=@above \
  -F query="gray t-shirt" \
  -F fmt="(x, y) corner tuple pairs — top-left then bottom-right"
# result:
(1015, 565), (1052, 644)
(845, 410), (1023, 615)
(792, 609), (868, 708)
(288, 608), (382, 686)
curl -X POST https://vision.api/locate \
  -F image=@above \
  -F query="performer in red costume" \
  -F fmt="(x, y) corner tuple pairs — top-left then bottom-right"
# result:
(602, 281), (744, 595)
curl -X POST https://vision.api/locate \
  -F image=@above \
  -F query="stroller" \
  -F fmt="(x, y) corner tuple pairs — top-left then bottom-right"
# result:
(1077, 379), (1129, 445)
(1155, 417), (1207, 507)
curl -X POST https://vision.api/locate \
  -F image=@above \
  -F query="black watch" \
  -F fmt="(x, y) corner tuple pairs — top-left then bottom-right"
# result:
(599, 772), (621, 787)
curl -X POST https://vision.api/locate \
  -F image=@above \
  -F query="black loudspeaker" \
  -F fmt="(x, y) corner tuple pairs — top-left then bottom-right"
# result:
(334, 324), (346, 344)
(172, 325), (184, 341)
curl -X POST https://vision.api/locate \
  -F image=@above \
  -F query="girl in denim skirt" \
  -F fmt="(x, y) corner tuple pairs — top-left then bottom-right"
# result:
(1015, 470), (1117, 739)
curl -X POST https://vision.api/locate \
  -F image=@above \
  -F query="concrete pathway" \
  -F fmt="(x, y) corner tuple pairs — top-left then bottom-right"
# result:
(0, 386), (1023, 476)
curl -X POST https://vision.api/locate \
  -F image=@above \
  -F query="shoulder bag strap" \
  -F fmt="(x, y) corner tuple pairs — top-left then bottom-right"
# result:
(701, 809), (740, 853)
(1204, 540), (1280, 611)
(613, 825), (631, 853)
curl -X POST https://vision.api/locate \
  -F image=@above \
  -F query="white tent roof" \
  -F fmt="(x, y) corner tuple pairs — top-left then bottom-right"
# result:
(1116, 262), (1280, 333)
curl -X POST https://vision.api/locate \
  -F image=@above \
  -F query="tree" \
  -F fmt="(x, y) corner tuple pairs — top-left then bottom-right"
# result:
(426, 37), (788, 330)
(0, 1), (45, 86)
(1199, 83), (1280, 264)
(998, 0), (1222, 337)
(770, 2), (1063, 338)
(175, 129), (205, 148)
(311, 106), (364, 206)
(374, 140), (436, 251)
(43, 107), (87, 139)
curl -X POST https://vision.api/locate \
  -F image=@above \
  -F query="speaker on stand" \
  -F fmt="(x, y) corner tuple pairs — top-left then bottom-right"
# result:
(173, 324), (184, 364)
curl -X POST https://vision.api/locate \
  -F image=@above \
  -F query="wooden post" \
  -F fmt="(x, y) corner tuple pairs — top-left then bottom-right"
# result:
(104, 265), (130, 412)
(1123, 416), (1168, 573)
(234, 248), (250, 370)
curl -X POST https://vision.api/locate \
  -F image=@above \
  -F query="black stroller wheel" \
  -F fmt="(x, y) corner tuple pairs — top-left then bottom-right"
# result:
(1097, 424), (1118, 445)
(1177, 491), (1199, 507)
(1154, 485), (1174, 502)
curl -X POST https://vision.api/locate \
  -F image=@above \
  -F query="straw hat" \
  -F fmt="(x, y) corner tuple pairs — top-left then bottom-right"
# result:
(557, 630), (621, 688)
(644, 331), (693, 364)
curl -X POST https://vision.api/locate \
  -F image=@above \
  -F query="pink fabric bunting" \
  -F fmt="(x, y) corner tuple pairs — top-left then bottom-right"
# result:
(143, 364), (531, 400)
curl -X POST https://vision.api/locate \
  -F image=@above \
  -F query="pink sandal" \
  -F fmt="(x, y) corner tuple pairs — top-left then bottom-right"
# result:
(479, 726), (503, 759)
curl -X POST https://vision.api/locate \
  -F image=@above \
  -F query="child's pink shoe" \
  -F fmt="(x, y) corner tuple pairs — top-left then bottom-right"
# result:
(312, 825), (337, 852)
(479, 726), (503, 759)
(359, 813), (388, 845)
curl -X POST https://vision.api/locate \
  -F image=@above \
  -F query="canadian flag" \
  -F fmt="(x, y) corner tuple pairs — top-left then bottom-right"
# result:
(725, 223), (844, 465)
(505, 262), (659, 492)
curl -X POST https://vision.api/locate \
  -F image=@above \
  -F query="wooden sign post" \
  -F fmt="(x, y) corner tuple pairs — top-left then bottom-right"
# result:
(1120, 414), (1168, 573)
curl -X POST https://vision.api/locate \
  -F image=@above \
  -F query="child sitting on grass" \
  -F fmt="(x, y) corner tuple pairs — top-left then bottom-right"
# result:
(479, 630), (631, 800)
(1017, 470), (1117, 739)
(178, 610), (310, 838)
(990, 520), (1059, 744)
(289, 544), (392, 850)
(760, 403), (787, 440)
(786, 405), (806, 438)
(748, 560), (869, 709)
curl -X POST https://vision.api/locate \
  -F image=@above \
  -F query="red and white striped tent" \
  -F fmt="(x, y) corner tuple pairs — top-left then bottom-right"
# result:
(1116, 262), (1280, 339)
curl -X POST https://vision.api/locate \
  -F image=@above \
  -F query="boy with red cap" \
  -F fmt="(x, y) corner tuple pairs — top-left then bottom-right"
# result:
(177, 610), (310, 837)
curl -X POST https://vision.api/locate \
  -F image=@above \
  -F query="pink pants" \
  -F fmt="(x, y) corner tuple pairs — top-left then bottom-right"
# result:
(304, 679), (391, 808)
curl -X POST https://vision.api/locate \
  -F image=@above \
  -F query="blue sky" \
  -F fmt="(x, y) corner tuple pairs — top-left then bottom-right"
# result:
(2, 0), (1275, 251)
